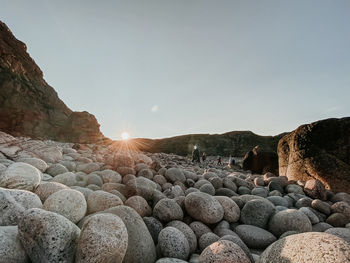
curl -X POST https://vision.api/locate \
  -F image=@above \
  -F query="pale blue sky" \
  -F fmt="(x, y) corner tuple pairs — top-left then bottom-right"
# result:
(1, 1), (349, 139)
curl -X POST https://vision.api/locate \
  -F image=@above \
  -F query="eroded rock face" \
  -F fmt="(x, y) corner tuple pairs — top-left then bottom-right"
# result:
(278, 117), (350, 194)
(0, 21), (104, 143)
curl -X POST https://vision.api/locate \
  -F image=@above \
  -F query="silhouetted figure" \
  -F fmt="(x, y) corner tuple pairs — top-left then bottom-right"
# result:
(192, 145), (200, 163)
(217, 156), (222, 165)
(202, 152), (207, 162)
(228, 155), (235, 168)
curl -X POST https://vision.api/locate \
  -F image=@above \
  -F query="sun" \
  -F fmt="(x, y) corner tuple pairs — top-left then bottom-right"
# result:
(121, 132), (130, 140)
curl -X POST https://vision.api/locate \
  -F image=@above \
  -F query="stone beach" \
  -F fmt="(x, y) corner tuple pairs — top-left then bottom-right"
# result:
(0, 131), (350, 263)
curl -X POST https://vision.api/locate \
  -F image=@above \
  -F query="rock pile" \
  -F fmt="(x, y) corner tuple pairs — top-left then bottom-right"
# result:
(0, 131), (350, 263)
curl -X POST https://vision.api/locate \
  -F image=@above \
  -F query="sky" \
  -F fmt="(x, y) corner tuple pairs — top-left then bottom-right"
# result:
(1, 0), (350, 140)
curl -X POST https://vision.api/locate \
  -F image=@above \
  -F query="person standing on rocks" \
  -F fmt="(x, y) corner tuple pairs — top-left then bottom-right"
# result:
(202, 152), (207, 162)
(192, 145), (200, 163)
(228, 155), (235, 168)
(217, 156), (222, 165)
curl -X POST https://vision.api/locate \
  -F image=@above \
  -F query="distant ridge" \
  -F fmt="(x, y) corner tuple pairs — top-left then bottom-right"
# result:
(126, 130), (288, 156)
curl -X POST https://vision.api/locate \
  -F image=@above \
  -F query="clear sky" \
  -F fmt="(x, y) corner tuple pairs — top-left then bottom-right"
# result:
(1, 0), (349, 139)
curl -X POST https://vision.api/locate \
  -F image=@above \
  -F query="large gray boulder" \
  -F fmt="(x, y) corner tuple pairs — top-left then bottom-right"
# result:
(0, 187), (42, 226)
(260, 232), (350, 263)
(34, 182), (69, 202)
(184, 192), (224, 224)
(76, 213), (128, 263)
(103, 205), (156, 263)
(0, 226), (29, 262)
(235, 224), (276, 249)
(0, 162), (41, 191)
(18, 208), (80, 263)
(165, 168), (186, 183)
(199, 240), (251, 263)
(240, 198), (275, 228)
(153, 198), (184, 222)
(268, 209), (312, 237)
(43, 189), (87, 223)
(158, 227), (190, 260)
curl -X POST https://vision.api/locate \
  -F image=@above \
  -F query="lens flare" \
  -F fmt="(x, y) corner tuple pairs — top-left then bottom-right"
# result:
(121, 132), (130, 140)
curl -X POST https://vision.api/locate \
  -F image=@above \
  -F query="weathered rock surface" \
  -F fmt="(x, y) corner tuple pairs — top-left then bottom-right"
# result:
(158, 227), (190, 260)
(43, 189), (87, 223)
(18, 208), (80, 263)
(235, 224), (276, 249)
(0, 162), (41, 191)
(103, 206), (156, 263)
(76, 213), (128, 263)
(260, 232), (350, 263)
(268, 209), (312, 237)
(185, 192), (224, 224)
(0, 187), (42, 226)
(199, 240), (251, 263)
(0, 226), (29, 262)
(278, 117), (350, 193)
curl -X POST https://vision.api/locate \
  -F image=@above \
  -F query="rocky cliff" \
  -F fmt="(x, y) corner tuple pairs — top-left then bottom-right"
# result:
(130, 131), (286, 157)
(0, 21), (104, 143)
(278, 117), (350, 193)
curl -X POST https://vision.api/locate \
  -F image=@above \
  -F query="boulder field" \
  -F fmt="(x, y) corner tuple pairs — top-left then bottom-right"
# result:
(0, 130), (350, 263)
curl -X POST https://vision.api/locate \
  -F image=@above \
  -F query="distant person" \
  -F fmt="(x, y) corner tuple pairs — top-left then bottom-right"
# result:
(192, 145), (200, 163)
(202, 152), (207, 162)
(228, 155), (235, 168)
(217, 156), (222, 165)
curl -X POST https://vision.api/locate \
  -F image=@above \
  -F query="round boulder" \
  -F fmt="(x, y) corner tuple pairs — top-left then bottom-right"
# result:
(260, 232), (350, 263)
(158, 227), (190, 260)
(18, 208), (80, 263)
(0, 162), (41, 191)
(268, 209), (312, 237)
(76, 213), (128, 263)
(34, 182), (69, 202)
(240, 198), (275, 228)
(165, 168), (186, 183)
(167, 220), (197, 254)
(87, 190), (123, 214)
(185, 192), (224, 224)
(199, 240), (251, 263)
(153, 198), (184, 222)
(0, 187), (42, 226)
(125, 195), (152, 217)
(235, 224), (276, 249)
(43, 189), (87, 223)
(103, 205), (156, 263)
(17, 157), (47, 172)
(214, 196), (240, 223)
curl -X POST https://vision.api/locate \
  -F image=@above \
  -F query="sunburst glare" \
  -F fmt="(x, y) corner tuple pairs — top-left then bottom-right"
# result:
(121, 132), (130, 140)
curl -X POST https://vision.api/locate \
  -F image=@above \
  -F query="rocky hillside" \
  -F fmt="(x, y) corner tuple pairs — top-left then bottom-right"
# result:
(0, 21), (104, 143)
(130, 131), (287, 157)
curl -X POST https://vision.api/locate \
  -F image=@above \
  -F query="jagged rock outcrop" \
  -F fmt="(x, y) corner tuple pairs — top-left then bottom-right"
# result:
(129, 131), (286, 157)
(278, 117), (350, 194)
(0, 21), (104, 143)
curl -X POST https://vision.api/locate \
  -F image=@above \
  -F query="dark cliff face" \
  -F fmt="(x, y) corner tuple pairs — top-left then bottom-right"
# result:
(0, 21), (105, 143)
(130, 131), (287, 157)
